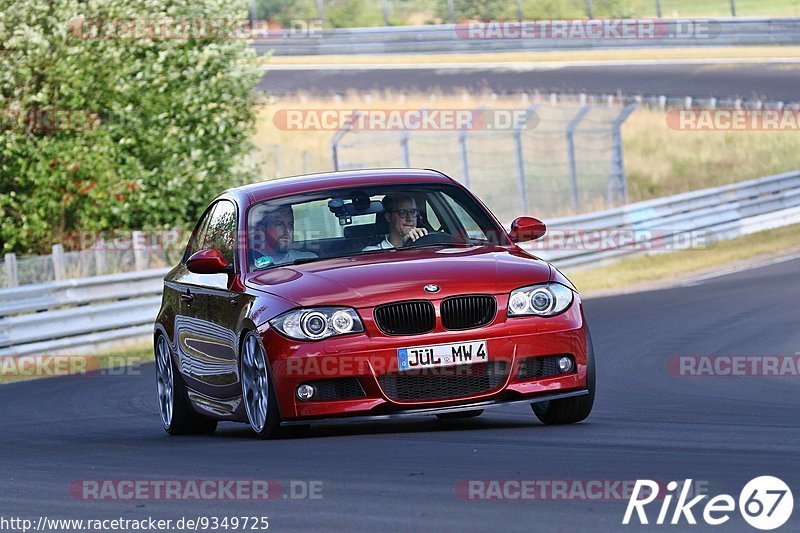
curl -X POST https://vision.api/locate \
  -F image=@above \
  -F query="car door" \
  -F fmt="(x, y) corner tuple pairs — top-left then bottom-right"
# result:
(173, 200), (241, 405)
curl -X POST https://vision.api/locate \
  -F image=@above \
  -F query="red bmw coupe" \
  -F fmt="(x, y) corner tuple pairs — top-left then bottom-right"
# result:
(154, 169), (595, 438)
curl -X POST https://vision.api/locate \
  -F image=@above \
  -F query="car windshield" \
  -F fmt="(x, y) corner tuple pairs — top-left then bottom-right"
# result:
(246, 183), (505, 271)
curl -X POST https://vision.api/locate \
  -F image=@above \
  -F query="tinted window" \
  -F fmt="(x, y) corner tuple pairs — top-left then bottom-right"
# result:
(203, 200), (237, 265)
(184, 205), (215, 261)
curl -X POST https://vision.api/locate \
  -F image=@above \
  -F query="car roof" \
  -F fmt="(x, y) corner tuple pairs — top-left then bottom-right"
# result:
(226, 168), (458, 205)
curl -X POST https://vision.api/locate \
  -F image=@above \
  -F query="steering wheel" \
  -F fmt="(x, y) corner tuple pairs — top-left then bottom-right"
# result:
(402, 231), (453, 248)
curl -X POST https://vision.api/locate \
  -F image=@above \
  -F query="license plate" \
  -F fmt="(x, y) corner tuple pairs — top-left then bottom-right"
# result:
(397, 340), (488, 371)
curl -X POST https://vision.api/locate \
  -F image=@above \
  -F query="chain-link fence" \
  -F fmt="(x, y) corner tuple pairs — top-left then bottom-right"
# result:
(252, 144), (331, 179)
(331, 103), (637, 222)
(1, 242), (184, 289)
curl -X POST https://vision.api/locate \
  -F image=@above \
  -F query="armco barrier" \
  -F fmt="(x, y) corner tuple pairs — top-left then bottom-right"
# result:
(1, 169), (798, 357)
(534, 170), (800, 266)
(0, 269), (167, 358)
(254, 18), (800, 56)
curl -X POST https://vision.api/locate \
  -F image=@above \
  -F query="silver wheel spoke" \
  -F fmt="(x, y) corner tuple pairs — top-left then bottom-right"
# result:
(156, 337), (174, 428)
(241, 334), (269, 433)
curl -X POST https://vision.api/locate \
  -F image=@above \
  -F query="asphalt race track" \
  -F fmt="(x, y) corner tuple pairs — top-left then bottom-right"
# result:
(260, 62), (800, 102)
(1, 257), (798, 531)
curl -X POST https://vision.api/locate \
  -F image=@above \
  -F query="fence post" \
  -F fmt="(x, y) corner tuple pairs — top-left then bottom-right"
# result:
(730, 0), (736, 16)
(458, 130), (470, 188)
(446, 0), (455, 23)
(331, 142), (340, 170)
(656, 0), (662, 18)
(52, 244), (66, 281)
(514, 104), (539, 214)
(94, 239), (107, 276)
(330, 110), (361, 171)
(609, 104), (639, 206)
(400, 130), (411, 167)
(4, 253), (18, 288)
(585, 0), (593, 19)
(274, 145), (282, 178)
(566, 105), (591, 212)
(381, 0), (390, 26)
(132, 231), (147, 271)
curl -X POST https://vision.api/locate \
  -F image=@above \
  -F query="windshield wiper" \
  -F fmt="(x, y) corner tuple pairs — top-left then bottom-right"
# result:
(396, 242), (473, 251)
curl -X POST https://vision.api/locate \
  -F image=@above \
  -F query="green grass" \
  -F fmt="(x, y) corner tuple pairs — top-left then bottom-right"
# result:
(565, 222), (800, 293)
(622, 108), (800, 202)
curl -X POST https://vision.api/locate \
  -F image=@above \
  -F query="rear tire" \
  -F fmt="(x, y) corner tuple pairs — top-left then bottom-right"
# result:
(436, 409), (484, 420)
(155, 334), (218, 435)
(531, 328), (596, 425)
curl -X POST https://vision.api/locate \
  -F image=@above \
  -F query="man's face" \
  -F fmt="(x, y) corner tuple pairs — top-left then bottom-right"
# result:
(260, 209), (294, 252)
(386, 199), (418, 238)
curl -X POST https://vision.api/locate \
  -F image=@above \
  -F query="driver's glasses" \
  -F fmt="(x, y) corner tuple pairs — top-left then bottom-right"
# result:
(390, 209), (419, 219)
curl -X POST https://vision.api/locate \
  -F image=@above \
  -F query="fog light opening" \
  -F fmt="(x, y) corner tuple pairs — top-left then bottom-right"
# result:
(296, 384), (316, 401)
(558, 356), (574, 374)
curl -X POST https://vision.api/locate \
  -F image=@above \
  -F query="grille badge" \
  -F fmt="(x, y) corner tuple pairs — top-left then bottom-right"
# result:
(424, 284), (440, 293)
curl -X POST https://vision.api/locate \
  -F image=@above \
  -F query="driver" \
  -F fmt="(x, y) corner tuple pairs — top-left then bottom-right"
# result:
(363, 194), (428, 251)
(251, 205), (317, 267)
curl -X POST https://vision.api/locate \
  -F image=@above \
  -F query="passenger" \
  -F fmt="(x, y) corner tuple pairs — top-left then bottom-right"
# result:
(363, 194), (428, 251)
(251, 205), (317, 268)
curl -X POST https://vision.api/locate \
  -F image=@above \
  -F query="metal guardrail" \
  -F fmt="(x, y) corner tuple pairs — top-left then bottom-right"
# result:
(0, 269), (167, 358)
(254, 18), (800, 56)
(1, 169), (799, 357)
(531, 170), (800, 266)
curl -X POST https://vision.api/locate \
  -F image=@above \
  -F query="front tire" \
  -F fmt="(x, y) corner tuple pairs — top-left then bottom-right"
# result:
(155, 334), (218, 435)
(240, 332), (281, 439)
(531, 328), (596, 425)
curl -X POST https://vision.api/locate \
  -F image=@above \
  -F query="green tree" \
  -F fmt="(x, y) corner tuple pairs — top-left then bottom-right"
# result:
(0, 0), (260, 254)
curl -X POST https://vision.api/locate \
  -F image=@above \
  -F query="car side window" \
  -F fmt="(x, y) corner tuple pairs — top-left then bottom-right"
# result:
(441, 194), (489, 241)
(184, 204), (216, 262)
(202, 200), (237, 266)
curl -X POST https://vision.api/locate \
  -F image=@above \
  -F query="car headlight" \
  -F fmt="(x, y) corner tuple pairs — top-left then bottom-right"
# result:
(507, 283), (574, 317)
(270, 307), (364, 341)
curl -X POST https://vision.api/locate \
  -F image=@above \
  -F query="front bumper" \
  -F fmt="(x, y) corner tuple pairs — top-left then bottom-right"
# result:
(261, 299), (588, 421)
(279, 389), (590, 426)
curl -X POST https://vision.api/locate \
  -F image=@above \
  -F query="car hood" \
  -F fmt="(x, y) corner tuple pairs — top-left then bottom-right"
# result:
(245, 246), (551, 308)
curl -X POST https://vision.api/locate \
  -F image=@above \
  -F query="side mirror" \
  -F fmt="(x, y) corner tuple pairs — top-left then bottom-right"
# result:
(186, 249), (233, 275)
(509, 216), (546, 243)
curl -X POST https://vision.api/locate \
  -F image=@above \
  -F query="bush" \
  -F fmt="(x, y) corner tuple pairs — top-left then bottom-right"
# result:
(0, 0), (261, 254)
